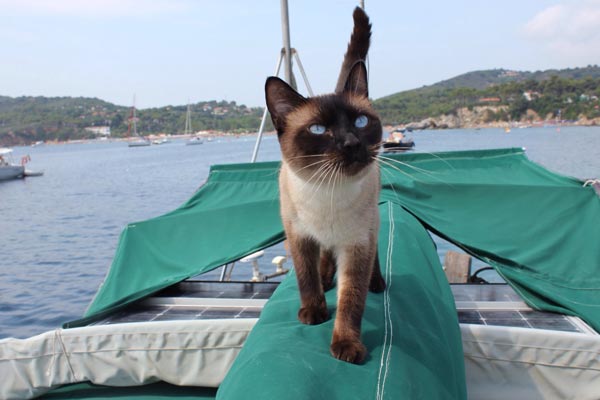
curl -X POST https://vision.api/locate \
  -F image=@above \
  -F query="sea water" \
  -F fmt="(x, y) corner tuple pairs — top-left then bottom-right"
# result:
(1, 127), (599, 339)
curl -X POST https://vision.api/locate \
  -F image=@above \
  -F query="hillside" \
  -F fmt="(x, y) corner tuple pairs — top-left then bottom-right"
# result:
(0, 97), (265, 146)
(373, 66), (600, 126)
(3, 65), (600, 146)
(420, 66), (600, 91)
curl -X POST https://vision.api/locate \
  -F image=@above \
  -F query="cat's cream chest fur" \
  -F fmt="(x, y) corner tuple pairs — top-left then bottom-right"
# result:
(279, 161), (379, 249)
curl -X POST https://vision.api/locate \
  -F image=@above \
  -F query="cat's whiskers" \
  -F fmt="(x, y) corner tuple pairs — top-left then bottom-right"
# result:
(368, 139), (456, 171)
(374, 156), (454, 187)
(301, 158), (336, 191)
(294, 158), (331, 174)
(379, 165), (403, 203)
(287, 154), (328, 161)
(305, 156), (337, 192)
(329, 162), (343, 216)
(373, 156), (417, 180)
(308, 159), (339, 204)
(377, 154), (439, 176)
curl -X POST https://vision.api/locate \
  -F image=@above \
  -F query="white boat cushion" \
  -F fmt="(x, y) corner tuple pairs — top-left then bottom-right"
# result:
(462, 324), (600, 400)
(0, 319), (255, 399)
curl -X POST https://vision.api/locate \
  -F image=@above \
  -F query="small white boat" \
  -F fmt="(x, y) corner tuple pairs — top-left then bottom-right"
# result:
(186, 136), (203, 145)
(152, 138), (170, 145)
(0, 149), (43, 180)
(128, 139), (151, 147)
(382, 130), (415, 153)
(0, 148), (25, 181)
(24, 169), (44, 177)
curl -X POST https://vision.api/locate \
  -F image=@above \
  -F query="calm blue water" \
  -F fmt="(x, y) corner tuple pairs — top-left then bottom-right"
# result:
(1, 127), (599, 339)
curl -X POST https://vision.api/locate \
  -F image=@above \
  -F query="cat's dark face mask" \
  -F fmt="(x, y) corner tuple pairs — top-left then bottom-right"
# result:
(265, 63), (382, 178)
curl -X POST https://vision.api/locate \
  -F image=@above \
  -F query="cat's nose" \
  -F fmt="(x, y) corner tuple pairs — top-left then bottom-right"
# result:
(343, 134), (360, 148)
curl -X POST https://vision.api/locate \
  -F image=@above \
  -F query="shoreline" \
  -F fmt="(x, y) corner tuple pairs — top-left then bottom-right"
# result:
(388, 116), (600, 133)
(5, 131), (278, 148)
(4, 122), (600, 148)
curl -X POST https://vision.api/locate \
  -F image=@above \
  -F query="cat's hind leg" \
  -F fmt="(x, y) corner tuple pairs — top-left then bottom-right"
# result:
(369, 252), (386, 293)
(319, 248), (337, 292)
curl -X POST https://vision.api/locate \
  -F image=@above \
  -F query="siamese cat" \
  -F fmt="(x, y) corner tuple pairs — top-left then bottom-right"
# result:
(265, 7), (384, 364)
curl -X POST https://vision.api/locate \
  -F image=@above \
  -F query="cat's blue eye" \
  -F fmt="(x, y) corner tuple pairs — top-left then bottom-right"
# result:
(309, 124), (326, 135)
(355, 115), (368, 128)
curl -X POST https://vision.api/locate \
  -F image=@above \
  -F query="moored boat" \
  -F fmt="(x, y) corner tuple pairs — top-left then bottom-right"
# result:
(1, 148), (599, 400)
(0, 148), (24, 180)
(186, 136), (204, 145)
(0, 149), (43, 181)
(183, 103), (204, 145)
(152, 137), (170, 145)
(127, 96), (151, 147)
(382, 130), (415, 153)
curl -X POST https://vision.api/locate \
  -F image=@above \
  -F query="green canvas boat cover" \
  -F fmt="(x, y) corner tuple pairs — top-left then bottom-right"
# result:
(57, 147), (600, 398)
(216, 203), (466, 399)
(70, 148), (600, 332)
(377, 147), (600, 331)
(68, 161), (286, 326)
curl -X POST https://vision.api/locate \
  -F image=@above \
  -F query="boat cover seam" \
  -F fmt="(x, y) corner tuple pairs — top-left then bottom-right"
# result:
(376, 201), (394, 400)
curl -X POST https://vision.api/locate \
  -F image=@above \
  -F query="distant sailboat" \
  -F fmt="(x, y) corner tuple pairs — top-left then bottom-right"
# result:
(127, 96), (151, 147)
(0, 148), (24, 180)
(185, 103), (203, 145)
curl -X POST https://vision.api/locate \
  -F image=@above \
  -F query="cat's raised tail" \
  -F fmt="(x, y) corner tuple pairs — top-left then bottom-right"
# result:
(334, 7), (372, 94)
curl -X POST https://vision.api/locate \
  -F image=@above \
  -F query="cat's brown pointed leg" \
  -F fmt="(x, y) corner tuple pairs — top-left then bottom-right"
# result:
(319, 248), (337, 292)
(288, 230), (329, 325)
(330, 244), (374, 364)
(369, 252), (386, 293)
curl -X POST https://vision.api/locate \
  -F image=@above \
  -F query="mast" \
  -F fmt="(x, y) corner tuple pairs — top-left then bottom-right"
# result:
(184, 102), (192, 135)
(127, 94), (137, 137)
(127, 105), (133, 137)
(280, 0), (293, 86)
(132, 95), (138, 137)
(251, 0), (314, 162)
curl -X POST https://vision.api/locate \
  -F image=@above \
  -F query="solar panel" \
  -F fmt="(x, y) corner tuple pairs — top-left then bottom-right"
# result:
(94, 281), (595, 334)
(94, 281), (278, 325)
(457, 309), (584, 332)
(452, 284), (594, 334)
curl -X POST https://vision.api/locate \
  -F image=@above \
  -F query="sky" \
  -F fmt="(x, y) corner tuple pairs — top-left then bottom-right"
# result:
(2, 0), (600, 109)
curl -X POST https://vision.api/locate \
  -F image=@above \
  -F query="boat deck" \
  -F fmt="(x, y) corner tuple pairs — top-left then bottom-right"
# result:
(91, 281), (595, 335)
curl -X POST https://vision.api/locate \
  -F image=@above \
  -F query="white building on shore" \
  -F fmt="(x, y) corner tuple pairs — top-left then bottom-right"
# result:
(84, 126), (111, 136)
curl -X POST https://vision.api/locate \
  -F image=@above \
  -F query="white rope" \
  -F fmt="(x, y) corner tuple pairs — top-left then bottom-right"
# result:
(583, 179), (600, 187)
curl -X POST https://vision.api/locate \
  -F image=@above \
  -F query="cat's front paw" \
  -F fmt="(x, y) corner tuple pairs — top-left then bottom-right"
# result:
(298, 305), (329, 325)
(330, 338), (367, 364)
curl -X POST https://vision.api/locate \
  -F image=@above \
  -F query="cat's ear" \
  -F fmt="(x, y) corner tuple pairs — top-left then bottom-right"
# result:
(265, 77), (307, 133)
(342, 61), (368, 98)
